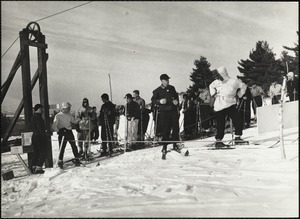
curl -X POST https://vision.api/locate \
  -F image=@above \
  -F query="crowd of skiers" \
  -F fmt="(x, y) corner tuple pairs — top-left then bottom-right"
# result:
(29, 67), (298, 172)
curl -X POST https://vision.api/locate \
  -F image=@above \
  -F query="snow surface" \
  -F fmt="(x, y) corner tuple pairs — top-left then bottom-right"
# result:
(1, 117), (298, 218)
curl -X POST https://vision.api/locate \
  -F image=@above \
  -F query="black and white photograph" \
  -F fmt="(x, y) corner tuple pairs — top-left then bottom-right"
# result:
(1, 1), (298, 217)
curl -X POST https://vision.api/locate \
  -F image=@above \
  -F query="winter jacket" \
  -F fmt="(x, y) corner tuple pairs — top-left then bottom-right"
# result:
(126, 101), (140, 120)
(99, 101), (116, 126)
(78, 105), (97, 131)
(30, 113), (46, 136)
(151, 84), (179, 111)
(209, 78), (247, 112)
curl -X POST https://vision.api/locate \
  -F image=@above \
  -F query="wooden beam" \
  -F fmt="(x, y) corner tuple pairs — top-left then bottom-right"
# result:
(1, 69), (40, 147)
(20, 28), (33, 170)
(1, 51), (23, 104)
(26, 40), (48, 49)
(38, 34), (53, 168)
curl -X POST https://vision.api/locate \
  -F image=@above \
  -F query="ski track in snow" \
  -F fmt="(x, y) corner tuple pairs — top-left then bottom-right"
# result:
(1, 126), (298, 217)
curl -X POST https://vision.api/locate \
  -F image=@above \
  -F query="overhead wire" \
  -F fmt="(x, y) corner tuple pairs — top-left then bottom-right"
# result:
(1, 1), (93, 59)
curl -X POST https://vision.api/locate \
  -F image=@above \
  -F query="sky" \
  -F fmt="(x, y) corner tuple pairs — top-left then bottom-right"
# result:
(1, 1), (298, 111)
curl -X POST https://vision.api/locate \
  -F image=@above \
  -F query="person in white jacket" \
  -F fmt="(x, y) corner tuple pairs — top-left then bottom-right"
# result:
(209, 66), (248, 148)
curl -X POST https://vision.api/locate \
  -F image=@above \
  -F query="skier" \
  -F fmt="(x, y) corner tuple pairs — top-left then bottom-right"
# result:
(209, 66), (248, 148)
(132, 90), (149, 142)
(124, 93), (141, 149)
(286, 71), (299, 101)
(30, 104), (47, 174)
(237, 85), (252, 128)
(52, 102), (81, 169)
(269, 81), (282, 105)
(198, 85), (213, 134)
(77, 98), (96, 159)
(249, 82), (265, 120)
(151, 74), (180, 159)
(90, 106), (100, 144)
(99, 93), (116, 156)
(180, 93), (193, 139)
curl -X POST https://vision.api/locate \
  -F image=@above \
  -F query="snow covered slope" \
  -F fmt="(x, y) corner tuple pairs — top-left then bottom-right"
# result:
(1, 125), (298, 217)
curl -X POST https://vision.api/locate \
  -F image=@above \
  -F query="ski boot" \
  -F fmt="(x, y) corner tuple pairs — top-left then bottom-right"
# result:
(234, 137), (249, 145)
(73, 158), (82, 166)
(173, 143), (181, 153)
(34, 166), (45, 174)
(215, 141), (230, 149)
(162, 150), (167, 160)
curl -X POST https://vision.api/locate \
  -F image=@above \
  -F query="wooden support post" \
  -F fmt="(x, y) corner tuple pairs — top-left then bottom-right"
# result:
(2, 69), (40, 145)
(1, 51), (23, 104)
(20, 28), (33, 171)
(37, 34), (53, 168)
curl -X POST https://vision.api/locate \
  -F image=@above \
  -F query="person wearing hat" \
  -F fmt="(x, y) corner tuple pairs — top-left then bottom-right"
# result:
(151, 74), (180, 160)
(98, 93), (116, 156)
(52, 102), (82, 169)
(249, 82), (265, 120)
(124, 93), (141, 149)
(269, 80), (282, 105)
(132, 90), (149, 142)
(30, 104), (47, 174)
(209, 66), (248, 148)
(286, 71), (298, 101)
(77, 97), (97, 159)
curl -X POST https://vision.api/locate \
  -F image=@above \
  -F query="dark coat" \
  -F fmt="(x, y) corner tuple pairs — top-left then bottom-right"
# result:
(99, 101), (116, 126)
(151, 85), (179, 111)
(126, 101), (141, 120)
(30, 113), (46, 136)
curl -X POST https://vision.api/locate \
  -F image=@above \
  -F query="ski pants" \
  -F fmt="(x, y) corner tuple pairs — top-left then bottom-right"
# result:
(160, 110), (180, 151)
(215, 104), (243, 140)
(31, 134), (47, 167)
(238, 99), (251, 126)
(251, 96), (262, 116)
(126, 119), (139, 144)
(199, 104), (212, 130)
(101, 123), (114, 152)
(91, 126), (99, 141)
(58, 129), (80, 161)
(77, 130), (90, 152)
(137, 112), (149, 141)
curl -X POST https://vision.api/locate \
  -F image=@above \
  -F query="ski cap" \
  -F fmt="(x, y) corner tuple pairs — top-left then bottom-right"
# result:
(34, 104), (43, 111)
(287, 72), (294, 78)
(124, 93), (133, 99)
(61, 102), (71, 109)
(217, 66), (230, 80)
(160, 74), (170, 80)
(101, 93), (109, 100)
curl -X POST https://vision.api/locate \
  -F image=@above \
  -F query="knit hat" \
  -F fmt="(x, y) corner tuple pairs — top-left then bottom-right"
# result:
(160, 74), (170, 80)
(34, 104), (43, 111)
(287, 72), (294, 77)
(101, 93), (109, 100)
(62, 102), (71, 109)
(217, 66), (230, 80)
(124, 93), (133, 99)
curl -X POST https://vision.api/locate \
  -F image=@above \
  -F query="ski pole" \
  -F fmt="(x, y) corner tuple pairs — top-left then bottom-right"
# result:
(55, 135), (65, 167)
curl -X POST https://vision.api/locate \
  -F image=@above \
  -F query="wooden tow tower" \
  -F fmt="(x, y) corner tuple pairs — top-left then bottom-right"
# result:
(1, 22), (53, 174)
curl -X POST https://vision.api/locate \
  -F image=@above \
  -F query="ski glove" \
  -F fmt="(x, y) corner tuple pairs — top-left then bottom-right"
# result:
(172, 100), (178, 105)
(159, 98), (167, 104)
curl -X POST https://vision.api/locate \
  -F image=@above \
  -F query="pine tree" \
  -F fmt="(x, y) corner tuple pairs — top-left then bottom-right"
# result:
(188, 56), (214, 93)
(282, 31), (299, 76)
(237, 41), (282, 93)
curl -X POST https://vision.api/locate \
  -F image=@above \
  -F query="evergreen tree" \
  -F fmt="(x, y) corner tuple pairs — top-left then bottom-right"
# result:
(188, 56), (214, 94)
(282, 31), (299, 76)
(237, 41), (282, 93)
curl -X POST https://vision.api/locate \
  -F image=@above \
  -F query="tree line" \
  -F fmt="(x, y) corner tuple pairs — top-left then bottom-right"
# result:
(186, 31), (299, 96)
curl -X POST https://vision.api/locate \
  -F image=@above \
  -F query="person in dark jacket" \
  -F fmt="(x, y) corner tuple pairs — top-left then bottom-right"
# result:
(99, 93), (116, 156)
(30, 104), (47, 174)
(125, 93), (141, 148)
(151, 74), (180, 160)
(237, 85), (252, 129)
(286, 72), (299, 101)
